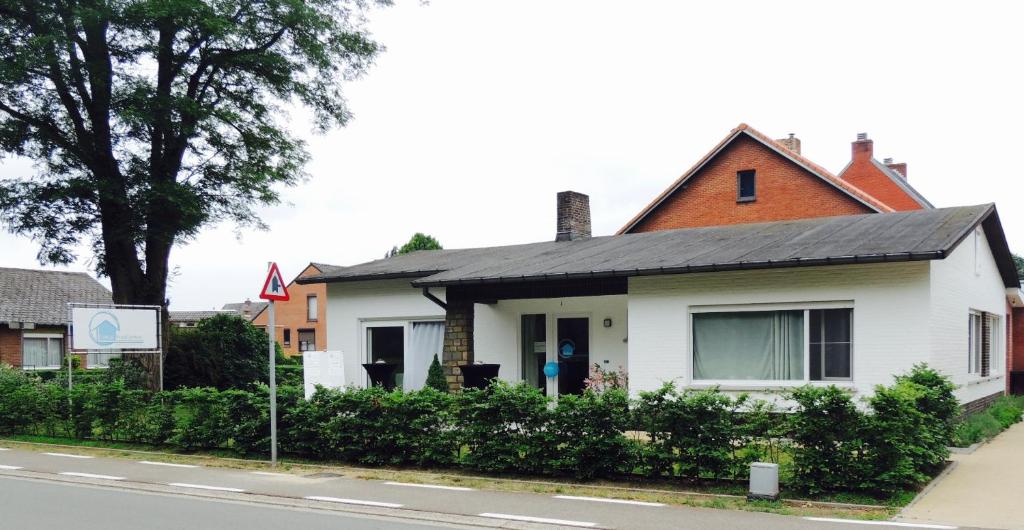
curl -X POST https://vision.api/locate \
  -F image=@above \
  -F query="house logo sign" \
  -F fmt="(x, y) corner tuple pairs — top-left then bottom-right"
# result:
(88, 311), (121, 347)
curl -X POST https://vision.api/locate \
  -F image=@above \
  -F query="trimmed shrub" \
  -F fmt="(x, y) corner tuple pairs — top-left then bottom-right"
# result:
(425, 354), (448, 393)
(548, 389), (636, 479)
(788, 385), (868, 495)
(164, 314), (268, 390)
(456, 382), (552, 474)
(864, 382), (932, 493)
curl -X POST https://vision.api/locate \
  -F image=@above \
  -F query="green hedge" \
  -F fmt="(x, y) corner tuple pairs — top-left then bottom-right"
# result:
(0, 363), (959, 494)
(953, 395), (1024, 446)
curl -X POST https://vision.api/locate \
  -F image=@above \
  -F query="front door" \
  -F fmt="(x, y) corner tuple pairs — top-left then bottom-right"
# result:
(556, 317), (590, 395)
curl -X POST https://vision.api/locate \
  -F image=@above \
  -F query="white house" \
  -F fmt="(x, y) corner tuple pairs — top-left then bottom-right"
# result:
(299, 200), (1020, 409)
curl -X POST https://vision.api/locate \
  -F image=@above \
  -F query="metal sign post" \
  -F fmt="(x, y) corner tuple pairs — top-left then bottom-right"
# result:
(259, 262), (289, 467)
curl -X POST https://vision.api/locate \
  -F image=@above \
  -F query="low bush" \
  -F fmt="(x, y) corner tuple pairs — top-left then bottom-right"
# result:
(953, 395), (1024, 446)
(0, 362), (962, 496)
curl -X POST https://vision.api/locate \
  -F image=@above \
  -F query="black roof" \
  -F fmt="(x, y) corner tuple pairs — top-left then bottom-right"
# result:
(300, 204), (1019, 289)
(0, 268), (112, 326)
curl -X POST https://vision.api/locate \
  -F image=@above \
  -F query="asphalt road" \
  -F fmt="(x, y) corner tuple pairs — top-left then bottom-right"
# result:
(0, 476), (455, 530)
(0, 445), (973, 530)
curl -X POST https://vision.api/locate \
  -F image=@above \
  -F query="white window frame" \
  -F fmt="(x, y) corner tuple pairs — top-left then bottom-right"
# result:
(306, 295), (318, 322)
(688, 301), (854, 387)
(360, 317), (445, 391)
(21, 333), (64, 370)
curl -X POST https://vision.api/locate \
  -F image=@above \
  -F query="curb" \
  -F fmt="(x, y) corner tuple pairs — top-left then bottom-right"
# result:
(0, 438), (890, 513)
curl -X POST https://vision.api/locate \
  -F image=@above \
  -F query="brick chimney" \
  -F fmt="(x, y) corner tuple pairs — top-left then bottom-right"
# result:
(883, 157), (908, 179)
(556, 191), (592, 242)
(852, 132), (873, 160)
(775, 133), (801, 155)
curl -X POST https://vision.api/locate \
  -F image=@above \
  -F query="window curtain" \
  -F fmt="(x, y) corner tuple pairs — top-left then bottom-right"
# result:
(407, 322), (444, 390)
(693, 311), (803, 380)
(23, 338), (61, 368)
(521, 316), (541, 389)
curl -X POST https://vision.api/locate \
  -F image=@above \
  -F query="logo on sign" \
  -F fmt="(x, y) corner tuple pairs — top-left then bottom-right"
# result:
(88, 311), (120, 347)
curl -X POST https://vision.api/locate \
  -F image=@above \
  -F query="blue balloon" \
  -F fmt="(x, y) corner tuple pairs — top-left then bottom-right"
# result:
(543, 361), (559, 378)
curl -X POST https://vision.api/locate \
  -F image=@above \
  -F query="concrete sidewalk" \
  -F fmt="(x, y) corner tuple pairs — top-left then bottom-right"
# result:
(900, 421), (1024, 530)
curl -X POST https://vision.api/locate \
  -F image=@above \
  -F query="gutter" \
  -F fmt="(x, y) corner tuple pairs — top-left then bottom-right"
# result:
(412, 251), (947, 288)
(421, 287), (447, 311)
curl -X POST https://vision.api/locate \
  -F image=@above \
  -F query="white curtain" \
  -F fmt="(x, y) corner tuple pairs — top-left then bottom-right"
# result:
(22, 337), (61, 368)
(407, 321), (444, 390)
(693, 311), (803, 380)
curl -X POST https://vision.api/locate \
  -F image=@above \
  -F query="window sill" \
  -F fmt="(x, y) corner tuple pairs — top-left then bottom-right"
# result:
(690, 380), (855, 392)
(736, 197), (756, 204)
(966, 374), (1004, 386)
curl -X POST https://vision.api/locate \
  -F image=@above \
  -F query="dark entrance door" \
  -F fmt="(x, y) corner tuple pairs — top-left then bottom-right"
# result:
(556, 317), (590, 395)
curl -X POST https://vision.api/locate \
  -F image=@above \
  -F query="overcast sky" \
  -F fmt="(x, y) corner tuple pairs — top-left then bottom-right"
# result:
(2, 0), (1023, 309)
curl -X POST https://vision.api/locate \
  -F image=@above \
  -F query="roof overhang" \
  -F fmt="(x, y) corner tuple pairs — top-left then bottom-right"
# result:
(1006, 288), (1024, 308)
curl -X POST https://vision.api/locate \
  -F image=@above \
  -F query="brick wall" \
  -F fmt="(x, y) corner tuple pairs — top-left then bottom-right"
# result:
(442, 300), (474, 392)
(839, 138), (924, 211)
(1012, 307), (1024, 375)
(251, 264), (327, 356)
(960, 391), (1004, 418)
(630, 135), (874, 232)
(0, 326), (21, 367)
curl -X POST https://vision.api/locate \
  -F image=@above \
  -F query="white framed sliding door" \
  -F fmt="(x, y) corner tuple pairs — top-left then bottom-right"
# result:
(360, 319), (444, 391)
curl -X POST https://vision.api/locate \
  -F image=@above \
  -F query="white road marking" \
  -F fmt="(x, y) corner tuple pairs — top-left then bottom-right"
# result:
(139, 461), (198, 468)
(305, 496), (404, 508)
(0, 447), (9, 451)
(384, 481), (474, 491)
(168, 483), (245, 493)
(554, 495), (665, 507)
(478, 513), (597, 528)
(251, 471), (291, 477)
(0, 465), (23, 470)
(804, 518), (957, 529)
(42, 452), (93, 459)
(60, 472), (125, 480)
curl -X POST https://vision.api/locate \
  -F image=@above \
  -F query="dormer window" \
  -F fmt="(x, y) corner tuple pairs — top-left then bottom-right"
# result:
(737, 170), (756, 202)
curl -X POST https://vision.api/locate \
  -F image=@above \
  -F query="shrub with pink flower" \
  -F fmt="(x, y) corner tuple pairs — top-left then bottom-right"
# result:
(583, 364), (628, 393)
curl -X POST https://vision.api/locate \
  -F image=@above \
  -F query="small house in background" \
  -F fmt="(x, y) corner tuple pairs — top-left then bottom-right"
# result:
(251, 264), (327, 356)
(0, 267), (113, 369)
(221, 299), (267, 321)
(168, 310), (234, 328)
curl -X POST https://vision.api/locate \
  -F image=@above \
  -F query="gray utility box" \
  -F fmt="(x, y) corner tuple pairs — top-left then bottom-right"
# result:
(748, 462), (779, 501)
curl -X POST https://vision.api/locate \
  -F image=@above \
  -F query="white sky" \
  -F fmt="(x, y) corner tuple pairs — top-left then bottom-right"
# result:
(2, 0), (1023, 309)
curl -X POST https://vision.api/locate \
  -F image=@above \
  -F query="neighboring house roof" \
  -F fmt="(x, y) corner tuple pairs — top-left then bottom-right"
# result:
(618, 123), (895, 234)
(221, 301), (267, 320)
(0, 267), (112, 326)
(169, 310), (232, 323)
(300, 204), (1018, 289)
(838, 157), (934, 210)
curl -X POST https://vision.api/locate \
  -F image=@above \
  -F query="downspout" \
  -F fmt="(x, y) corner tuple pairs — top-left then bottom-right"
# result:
(421, 287), (447, 311)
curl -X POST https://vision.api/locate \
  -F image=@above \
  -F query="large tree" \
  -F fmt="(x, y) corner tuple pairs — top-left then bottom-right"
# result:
(0, 1), (388, 384)
(385, 232), (442, 257)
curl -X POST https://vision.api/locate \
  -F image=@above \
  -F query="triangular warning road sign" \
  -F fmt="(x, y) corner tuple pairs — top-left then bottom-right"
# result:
(259, 263), (290, 301)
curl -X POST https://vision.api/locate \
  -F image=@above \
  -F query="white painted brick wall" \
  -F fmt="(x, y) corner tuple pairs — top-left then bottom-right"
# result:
(627, 261), (931, 402)
(929, 226), (1008, 403)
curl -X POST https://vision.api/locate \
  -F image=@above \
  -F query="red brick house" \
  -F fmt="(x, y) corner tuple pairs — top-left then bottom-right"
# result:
(252, 264), (327, 356)
(0, 267), (112, 370)
(617, 123), (932, 234)
(616, 123), (1023, 395)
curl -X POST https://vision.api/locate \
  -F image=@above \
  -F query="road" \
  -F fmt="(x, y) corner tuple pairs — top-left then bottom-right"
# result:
(0, 446), (972, 529)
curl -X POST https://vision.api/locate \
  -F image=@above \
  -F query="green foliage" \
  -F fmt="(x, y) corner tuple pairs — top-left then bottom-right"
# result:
(456, 382), (553, 474)
(164, 314), (268, 390)
(634, 384), (745, 479)
(276, 366), (304, 387)
(425, 354), (448, 393)
(0, 364), (961, 495)
(102, 358), (150, 389)
(387, 233), (443, 257)
(787, 385), (868, 495)
(1013, 253), (1024, 279)
(954, 395), (1024, 446)
(0, 0), (389, 321)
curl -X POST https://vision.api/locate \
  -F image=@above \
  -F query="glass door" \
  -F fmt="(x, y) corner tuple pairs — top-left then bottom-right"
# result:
(556, 317), (590, 395)
(520, 314), (547, 395)
(365, 323), (405, 389)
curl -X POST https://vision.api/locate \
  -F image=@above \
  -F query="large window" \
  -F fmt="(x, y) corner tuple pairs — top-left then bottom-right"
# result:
(22, 336), (63, 369)
(692, 307), (853, 382)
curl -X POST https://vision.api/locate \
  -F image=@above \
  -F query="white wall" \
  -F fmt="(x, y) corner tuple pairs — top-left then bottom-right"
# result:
(324, 280), (446, 387)
(474, 295), (628, 388)
(627, 261), (932, 402)
(929, 226), (1009, 403)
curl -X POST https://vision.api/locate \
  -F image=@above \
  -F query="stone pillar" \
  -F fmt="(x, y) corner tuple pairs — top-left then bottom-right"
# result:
(442, 300), (474, 392)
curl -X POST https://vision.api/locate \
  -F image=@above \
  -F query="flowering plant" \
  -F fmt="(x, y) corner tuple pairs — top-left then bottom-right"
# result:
(583, 364), (628, 393)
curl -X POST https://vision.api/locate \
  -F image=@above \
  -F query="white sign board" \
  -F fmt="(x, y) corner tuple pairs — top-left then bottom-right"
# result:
(71, 307), (159, 351)
(303, 350), (345, 399)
